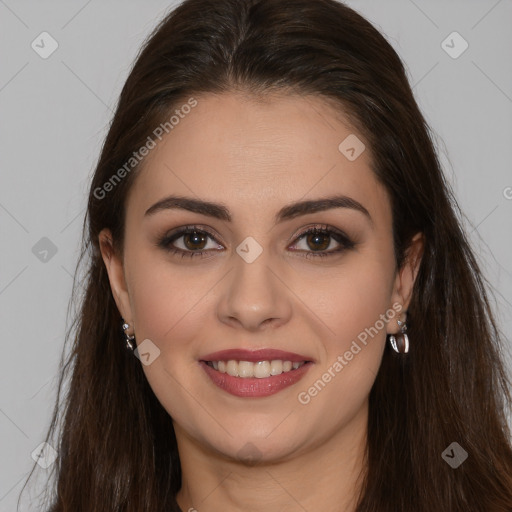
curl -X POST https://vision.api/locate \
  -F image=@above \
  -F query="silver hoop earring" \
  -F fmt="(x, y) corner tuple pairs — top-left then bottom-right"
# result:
(122, 320), (135, 351)
(389, 316), (409, 354)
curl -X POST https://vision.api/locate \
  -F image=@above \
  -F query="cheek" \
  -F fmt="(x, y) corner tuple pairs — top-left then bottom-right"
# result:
(125, 254), (214, 420)
(331, 265), (392, 343)
(128, 258), (213, 351)
(294, 258), (395, 448)
(294, 251), (394, 406)
(294, 249), (395, 348)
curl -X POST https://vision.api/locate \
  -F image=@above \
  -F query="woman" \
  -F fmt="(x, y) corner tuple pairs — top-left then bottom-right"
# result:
(22, 0), (512, 510)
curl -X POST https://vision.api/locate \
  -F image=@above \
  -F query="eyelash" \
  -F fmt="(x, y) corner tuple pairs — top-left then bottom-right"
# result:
(157, 224), (356, 260)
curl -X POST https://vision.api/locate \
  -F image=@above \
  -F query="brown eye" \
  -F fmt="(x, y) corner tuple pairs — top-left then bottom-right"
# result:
(183, 231), (208, 250)
(158, 226), (223, 258)
(305, 232), (331, 251)
(290, 225), (356, 259)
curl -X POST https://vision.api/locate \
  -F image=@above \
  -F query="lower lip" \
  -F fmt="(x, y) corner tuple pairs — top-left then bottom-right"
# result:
(200, 361), (313, 398)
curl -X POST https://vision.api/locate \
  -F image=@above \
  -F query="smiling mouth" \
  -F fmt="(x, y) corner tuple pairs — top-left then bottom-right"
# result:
(203, 359), (311, 379)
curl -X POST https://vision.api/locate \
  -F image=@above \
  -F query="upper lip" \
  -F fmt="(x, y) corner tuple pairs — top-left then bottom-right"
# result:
(200, 348), (315, 363)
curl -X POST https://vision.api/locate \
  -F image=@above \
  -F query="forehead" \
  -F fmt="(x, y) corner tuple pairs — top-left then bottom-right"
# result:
(126, 92), (390, 226)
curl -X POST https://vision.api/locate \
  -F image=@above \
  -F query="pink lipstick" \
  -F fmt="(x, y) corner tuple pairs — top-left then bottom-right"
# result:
(199, 348), (314, 398)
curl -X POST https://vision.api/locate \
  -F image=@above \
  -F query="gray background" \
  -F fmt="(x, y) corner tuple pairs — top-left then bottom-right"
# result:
(1, 1), (511, 510)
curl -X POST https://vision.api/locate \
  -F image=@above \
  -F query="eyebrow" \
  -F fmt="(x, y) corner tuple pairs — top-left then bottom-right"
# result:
(144, 194), (373, 225)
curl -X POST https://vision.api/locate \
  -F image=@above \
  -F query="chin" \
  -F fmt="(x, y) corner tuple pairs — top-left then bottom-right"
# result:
(200, 429), (305, 465)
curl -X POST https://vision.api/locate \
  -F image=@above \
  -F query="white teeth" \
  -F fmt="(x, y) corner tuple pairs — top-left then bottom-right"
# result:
(270, 360), (283, 375)
(238, 361), (254, 378)
(208, 359), (306, 378)
(253, 361), (271, 378)
(226, 360), (238, 377)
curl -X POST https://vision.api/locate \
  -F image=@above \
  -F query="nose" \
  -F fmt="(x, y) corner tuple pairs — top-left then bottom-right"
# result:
(216, 250), (293, 332)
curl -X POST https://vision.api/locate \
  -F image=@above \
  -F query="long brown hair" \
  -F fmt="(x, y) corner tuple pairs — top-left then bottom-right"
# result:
(20, 0), (512, 510)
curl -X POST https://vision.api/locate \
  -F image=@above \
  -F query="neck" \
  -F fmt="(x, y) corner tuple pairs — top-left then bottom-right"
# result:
(175, 405), (368, 512)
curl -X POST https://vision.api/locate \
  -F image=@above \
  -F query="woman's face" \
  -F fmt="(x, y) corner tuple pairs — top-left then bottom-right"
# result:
(101, 92), (421, 463)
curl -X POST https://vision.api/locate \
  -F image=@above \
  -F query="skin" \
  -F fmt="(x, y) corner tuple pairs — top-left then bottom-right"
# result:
(99, 92), (423, 512)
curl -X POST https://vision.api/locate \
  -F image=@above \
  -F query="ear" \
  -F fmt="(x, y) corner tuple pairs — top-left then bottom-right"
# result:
(98, 228), (134, 326)
(387, 232), (424, 333)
